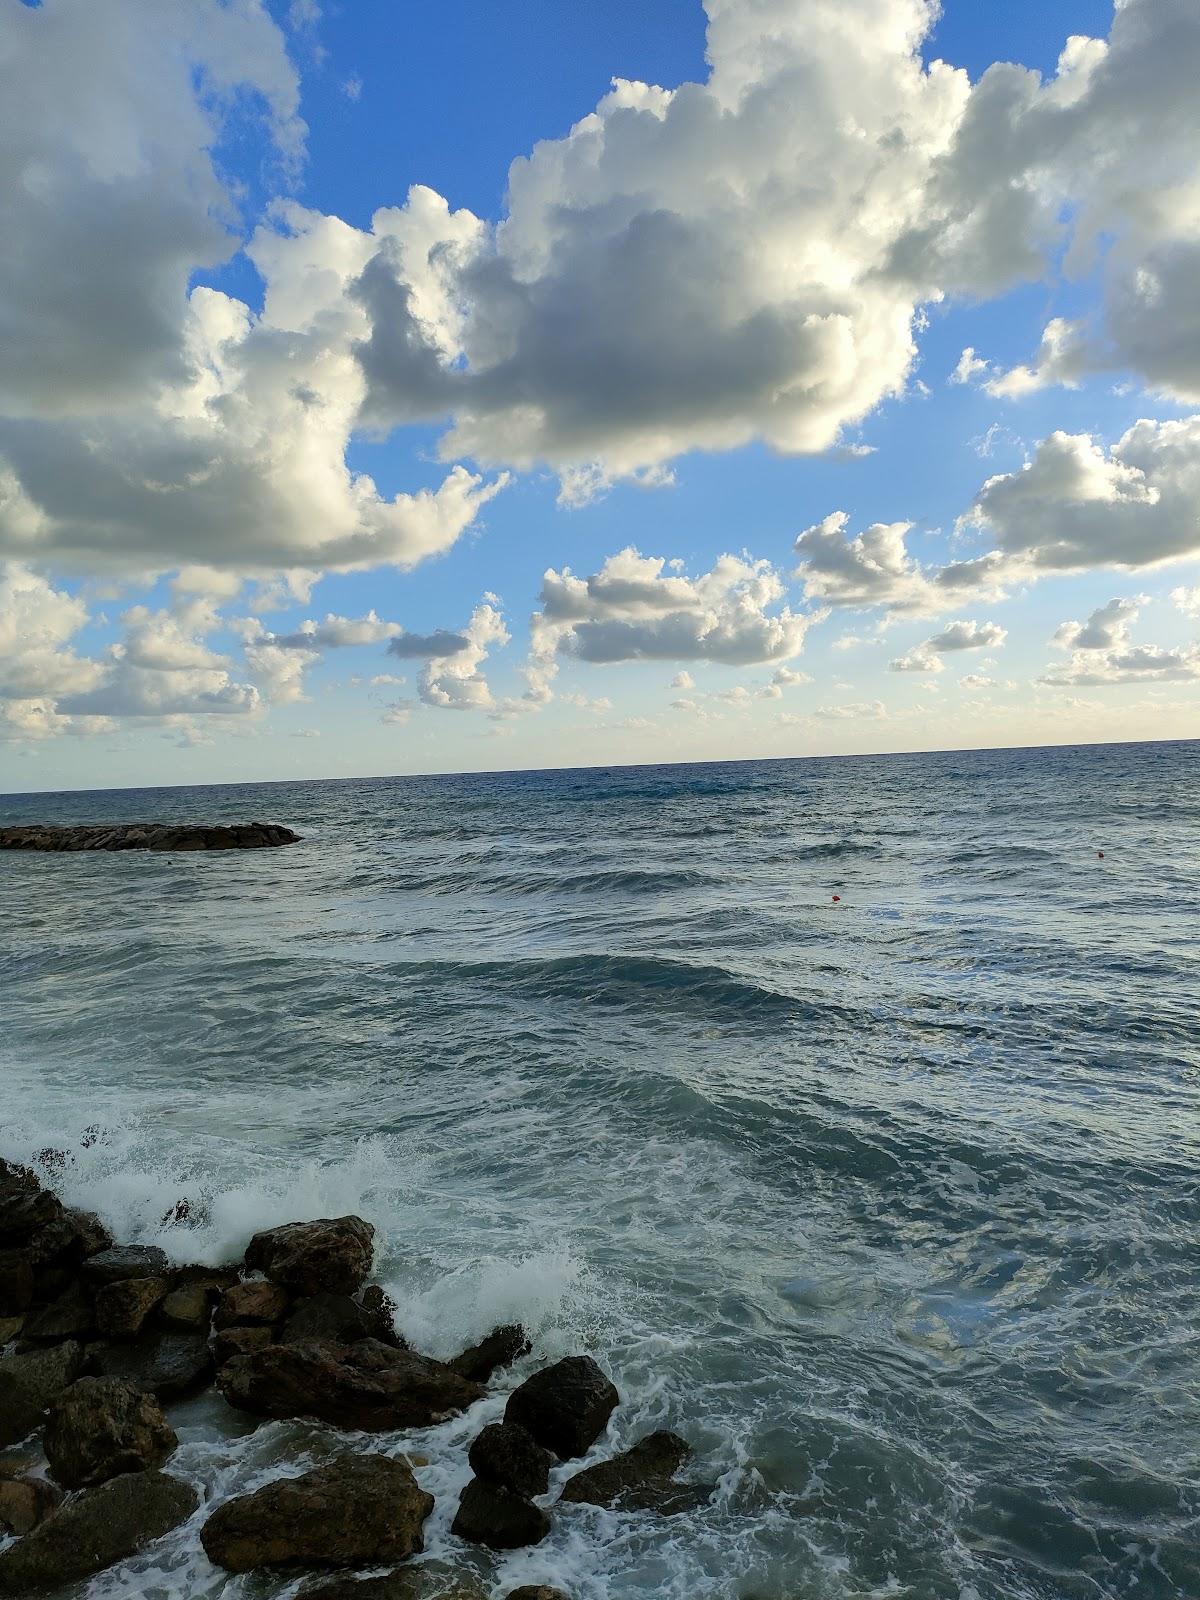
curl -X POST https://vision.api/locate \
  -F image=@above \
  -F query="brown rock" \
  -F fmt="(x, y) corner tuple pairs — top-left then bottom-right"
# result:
(504, 1357), (619, 1460)
(44, 1376), (177, 1488)
(448, 1324), (530, 1383)
(81, 1245), (169, 1287)
(281, 1290), (400, 1347)
(19, 1281), (95, 1344)
(450, 1477), (550, 1550)
(214, 1279), (290, 1329)
(0, 1251), (34, 1317)
(200, 1454), (431, 1573)
(504, 1590), (572, 1600)
(558, 1430), (701, 1512)
(0, 1473), (62, 1535)
(0, 1340), (84, 1447)
(0, 1469), (197, 1593)
(0, 1316), (23, 1345)
(244, 1216), (374, 1296)
(158, 1280), (217, 1330)
(95, 1276), (168, 1338)
(298, 1569), (489, 1600)
(468, 1420), (553, 1497)
(217, 1338), (484, 1430)
(212, 1324), (274, 1366)
(90, 1330), (213, 1399)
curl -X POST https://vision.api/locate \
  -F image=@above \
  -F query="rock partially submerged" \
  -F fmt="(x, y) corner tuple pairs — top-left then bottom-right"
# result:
(43, 1376), (177, 1488)
(0, 1470), (198, 1594)
(468, 1420), (553, 1498)
(505, 1356), (619, 1459)
(0, 822), (300, 852)
(0, 1473), (62, 1536)
(299, 1568), (490, 1600)
(218, 1338), (484, 1430)
(244, 1216), (375, 1295)
(200, 1454), (432, 1573)
(558, 1430), (708, 1513)
(448, 1323), (530, 1383)
(451, 1476), (550, 1550)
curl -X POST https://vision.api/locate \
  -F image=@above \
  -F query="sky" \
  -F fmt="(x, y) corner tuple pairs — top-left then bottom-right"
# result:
(1, 0), (1199, 792)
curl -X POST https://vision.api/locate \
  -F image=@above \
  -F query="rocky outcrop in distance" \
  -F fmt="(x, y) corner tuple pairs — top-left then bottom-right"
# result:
(0, 822), (301, 851)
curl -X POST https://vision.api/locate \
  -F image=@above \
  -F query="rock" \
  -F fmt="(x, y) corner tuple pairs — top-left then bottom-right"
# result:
(244, 1216), (375, 1296)
(0, 1250), (34, 1316)
(558, 1430), (698, 1511)
(19, 1281), (95, 1344)
(44, 1376), (177, 1488)
(0, 1473), (62, 1535)
(468, 1420), (553, 1497)
(0, 1316), (23, 1346)
(448, 1324), (530, 1383)
(505, 1357), (619, 1460)
(218, 1338), (484, 1430)
(0, 1341), (84, 1446)
(158, 1280), (218, 1330)
(359, 1284), (403, 1342)
(214, 1279), (290, 1329)
(0, 1470), (198, 1593)
(95, 1276), (169, 1338)
(55, 1208), (113, 1262)
(504, 1590), (572, 1600)
(451, 1477), (550, 1550)
(82, 1244), (169, 1287)
(281, 1290), (399, 1347)
(212, 1324), (274, 1366)
(299, 1569), (489, 1600)
(200, 1454), (432, 1573)
(90, 1330), (213, 1399)
(0, 823), (301, 852)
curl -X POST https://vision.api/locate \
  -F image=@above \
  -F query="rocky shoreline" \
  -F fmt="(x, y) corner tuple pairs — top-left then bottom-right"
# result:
(0, 1156), (707, 1597)
(0, 823), (301, 852)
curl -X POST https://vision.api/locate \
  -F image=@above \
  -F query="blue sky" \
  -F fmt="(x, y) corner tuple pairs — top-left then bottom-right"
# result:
(1, 0), (1198, 790)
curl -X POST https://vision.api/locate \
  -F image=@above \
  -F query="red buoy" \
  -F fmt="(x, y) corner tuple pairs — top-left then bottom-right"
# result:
(1098, 851), (1105, 860)
(832, 894), (841, 903)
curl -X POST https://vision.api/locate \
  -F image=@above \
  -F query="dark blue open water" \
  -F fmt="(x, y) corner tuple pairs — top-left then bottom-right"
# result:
(1, 741), (1197, 1599)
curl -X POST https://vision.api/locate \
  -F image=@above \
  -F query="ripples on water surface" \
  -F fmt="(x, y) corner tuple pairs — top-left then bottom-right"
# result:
(1, 741), (1198, 1600)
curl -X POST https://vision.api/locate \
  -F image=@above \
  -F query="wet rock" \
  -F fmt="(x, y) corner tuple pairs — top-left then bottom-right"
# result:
(504, 1589), (571, 1600)
(217, 1338), (484, 1430)
(0, 1472), (62, 1535)
(19, 1281), (96, 1344)
(90, 1330), (213, 1399)
(505, 1357), (619, 1460)
(281, 1290), (400, 1347)
(448, 1324), (530, 1384)
(451, 1477), (550, 1550)
(214, 1279), (290, 1329)
(0, 1469), (198, 1593)
(44, 1376), (177, 1488)
(468, 1420), (553, 1497)
(0, 822), (301, 851)
(212, 1324), (274, 1366)
(299, 1569), (489, 1600)
(0, 1340), (84, 1446)
(244, 1216), (375, 1296)
(49, 1208), (112, 1264)
(159, 1280), (218, 1330)
(96, 1276), (169, 1338)
(558, 1430), (698, 1511)
(0, 1250), (34, 1316)
(82, 1245), (169, 1287)
(0, 1316), (23, 1346)
(200, 1453), (432, 1573)
(359, 1284), (403, 1342)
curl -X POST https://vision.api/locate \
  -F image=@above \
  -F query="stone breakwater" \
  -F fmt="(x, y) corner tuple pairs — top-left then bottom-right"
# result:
(0, 823), (301, 852)
(0, 1157), (709, 1597)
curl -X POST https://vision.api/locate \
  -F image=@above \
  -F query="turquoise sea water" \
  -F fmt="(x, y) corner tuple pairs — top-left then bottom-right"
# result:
(1, 740), (1198, 1599)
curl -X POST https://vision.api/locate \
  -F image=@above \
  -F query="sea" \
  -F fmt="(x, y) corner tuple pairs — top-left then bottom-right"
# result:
(1, 740), (1197, 1600)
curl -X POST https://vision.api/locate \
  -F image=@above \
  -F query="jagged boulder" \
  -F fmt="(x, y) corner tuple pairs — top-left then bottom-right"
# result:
(158, 1279), (220, 1330)
(281, 1290), (401, 1347)
(82, 1245), (169, 1287)
(448, 1324), (529, 1383)
(218, 1338), (484, 1430)
(44, 1376), (177, 1488)
(244, 1217), (374, 1296)
(200, 1454), (432, 1572)
(451, 1477), (550, 1550)
(558, 1430), (703, 1512)
(468, 1420), (553, 1497)
(214, 1279), (290, 1329)
(0, 1472), (62, 1536)
(504, 1589), (571, 1600)
(212, 1325), (274, 1366)
(0, 1470), (197, 1593)
(19, 1281), (95, 1344)
(0, 1250), (34, 1316)
(96, 1276), (169, 1338)
(90, 1330), (213, 1399)
(0, 1340), (84, 1447)
(298, 1567), (489, 1600)
(505, 1357), (619, 1459)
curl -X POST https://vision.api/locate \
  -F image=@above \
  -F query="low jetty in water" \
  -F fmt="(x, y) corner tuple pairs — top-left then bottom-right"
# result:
(0, 824), (301, 852)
